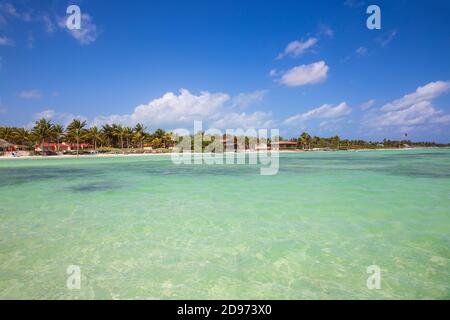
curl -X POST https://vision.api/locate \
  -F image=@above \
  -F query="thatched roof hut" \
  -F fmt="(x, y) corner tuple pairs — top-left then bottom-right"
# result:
(0, 139), (12, 150)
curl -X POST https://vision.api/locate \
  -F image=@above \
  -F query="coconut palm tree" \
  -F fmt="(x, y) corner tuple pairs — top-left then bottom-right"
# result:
(87, 126), (102, 152)
(0, 126), (15, 142)
(67, 119), (87, 156)
(101, 124), (114, 147)
(331, 135), (340, 150)
(299, 132), (311, 150)
(162, 132), (173, 149)
(52, 124), (65, 153)
(134, 123), (146, 134)
(112, 124), (124, 151)
(132, 131), (146, 150)
(12, 128), (30, 146)
(31, 118), (54, 156)
(123, 127), (133, 150)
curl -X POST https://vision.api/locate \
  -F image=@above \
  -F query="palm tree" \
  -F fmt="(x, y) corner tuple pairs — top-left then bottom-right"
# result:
(332, 135), (341, 150)
(132, 131), (146, 150)
(52, 124), (65, 153)
(123, 127), (133, 150)
(162, 132), (173, 149)
(0, 126), (15, 142)
(67, 119), (87, 156)
(134, 123), (146, 134)
(31, 118), (53, 156)
(112, 125), (125, 151)
(299, 132), (311, 150)
(101, 124), (114, 147)
(12, 128), (30, 146)
(87, 126), (102, 152)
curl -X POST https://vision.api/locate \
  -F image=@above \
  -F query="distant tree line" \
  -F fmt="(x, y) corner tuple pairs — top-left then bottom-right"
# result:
(0, 120), (448, 154)
(0, 118), (174, 155)
(291, 131), (449, 150)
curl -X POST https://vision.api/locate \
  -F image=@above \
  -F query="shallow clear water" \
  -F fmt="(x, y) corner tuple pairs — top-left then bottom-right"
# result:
(0, 149), (449, 299)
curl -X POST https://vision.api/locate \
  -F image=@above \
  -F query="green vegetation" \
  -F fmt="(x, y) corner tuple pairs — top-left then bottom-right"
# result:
(0, 120), (448, 155)
(287, 132), (449, 150)
(0, 119), (174, 153)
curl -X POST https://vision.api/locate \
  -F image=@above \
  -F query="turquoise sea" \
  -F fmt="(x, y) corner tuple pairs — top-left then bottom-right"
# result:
(0, 149), (449, 299)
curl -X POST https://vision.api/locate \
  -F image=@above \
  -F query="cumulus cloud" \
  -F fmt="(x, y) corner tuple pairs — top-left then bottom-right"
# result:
(58, 13), (99, 45)
(279, 61), (329, 87)
(277, 37), (318, 59)
(92, 89), (272, 130)
(19, 89), (41, 99)
(284, 102), (351, 125)
(381, 81), (450, 112)
(370, 101), (442, 127)
(364, 81), (450, 129)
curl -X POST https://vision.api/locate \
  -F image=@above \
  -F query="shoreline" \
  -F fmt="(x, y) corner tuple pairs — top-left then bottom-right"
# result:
(0, 146), (447, 161)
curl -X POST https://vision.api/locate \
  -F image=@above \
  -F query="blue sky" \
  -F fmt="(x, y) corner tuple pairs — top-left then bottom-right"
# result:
(1, 0), (450, 142)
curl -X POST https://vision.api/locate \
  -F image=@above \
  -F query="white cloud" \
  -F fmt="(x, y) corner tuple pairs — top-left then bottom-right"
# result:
(355, 46), (368, 57)
(370, 101), (441, 127)
(279, 61), (329, 87)
(230, 90), (267, 109)
(269, 69), (279, 77)
(39, 14), (55, 33)
(93, 89), (229, 127)
(359, 99), (375, 110)
(284, 102), (351, 125)
(317, 24), (334, 38)
(58, 13), (99, 45)
(32, 109), (86, 127)
(210, 111), (273, 130)
(0, 3), (32, 22)
(35, 109), (55, 120)
(376, 30), (397, 47)
(381, 81), (450, 112)
(0, 36), (14, 46)
(364, 80), (450, 129)
(92, 89), (273, 130)
(430, 114), (450, 124)
(277, 37), (318, 59)
(19, 89), (41, 99)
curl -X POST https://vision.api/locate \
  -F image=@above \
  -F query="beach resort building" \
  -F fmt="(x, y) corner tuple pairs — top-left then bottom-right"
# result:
(271, 141), (298, 151)
(34, 142), (91, 153)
